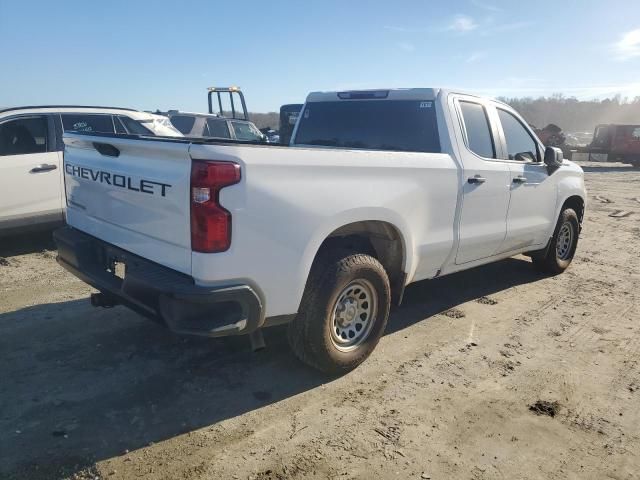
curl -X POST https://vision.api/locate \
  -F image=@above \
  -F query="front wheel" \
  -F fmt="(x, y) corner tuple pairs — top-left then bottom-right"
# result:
(288, 251), (390, 374)
(531, 208), (580, 274)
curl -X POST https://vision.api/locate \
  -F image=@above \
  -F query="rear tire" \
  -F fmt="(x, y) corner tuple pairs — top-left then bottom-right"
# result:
(531, 208), (580, 274)
(288, 251), (390, 374)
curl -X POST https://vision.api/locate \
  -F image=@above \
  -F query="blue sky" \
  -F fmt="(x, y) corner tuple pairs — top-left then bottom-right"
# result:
(1, 0), (639, 112)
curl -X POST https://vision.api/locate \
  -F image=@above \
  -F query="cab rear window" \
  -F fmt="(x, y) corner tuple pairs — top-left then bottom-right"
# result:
(293, 100), (440, 153)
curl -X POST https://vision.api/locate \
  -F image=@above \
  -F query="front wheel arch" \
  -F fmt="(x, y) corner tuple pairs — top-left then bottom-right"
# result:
(560, 195), (585, 230)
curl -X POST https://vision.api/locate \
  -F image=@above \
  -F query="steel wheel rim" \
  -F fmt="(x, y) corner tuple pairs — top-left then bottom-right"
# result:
(556, 222), (574, 260)
(330, 279), (377, 352)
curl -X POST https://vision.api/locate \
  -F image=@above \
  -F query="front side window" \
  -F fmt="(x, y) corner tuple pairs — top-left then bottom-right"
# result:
(497, 109), (539, 161)
(61, 114), (115, 133)
(294, 100), (440, 153)
(459, 101), (495, 159)
(0, 116), (48, 156)
(231, 121), (263, 142)
(205, 119), (231, 139)
(592, 125), (611, 148)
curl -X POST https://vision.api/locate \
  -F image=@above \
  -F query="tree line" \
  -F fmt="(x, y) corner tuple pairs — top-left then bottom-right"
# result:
(498, 94), (640, 133)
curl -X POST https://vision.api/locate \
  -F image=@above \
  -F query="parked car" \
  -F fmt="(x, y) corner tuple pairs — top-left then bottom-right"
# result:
(0, 106), (182, 236)
(587, 123), (640, 166)
(54, 88), (586, 373)
(166, 111), (266, 142)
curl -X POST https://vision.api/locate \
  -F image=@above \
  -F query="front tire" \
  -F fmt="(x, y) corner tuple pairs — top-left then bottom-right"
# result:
(288, 251), (391, 374)
(531, 208), (580, 274)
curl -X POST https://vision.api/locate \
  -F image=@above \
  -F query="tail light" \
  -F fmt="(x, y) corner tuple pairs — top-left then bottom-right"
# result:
(190, 160), (241, 253)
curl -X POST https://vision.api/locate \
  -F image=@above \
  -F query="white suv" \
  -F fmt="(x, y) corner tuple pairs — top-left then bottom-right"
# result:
(0, 106), (182, 236)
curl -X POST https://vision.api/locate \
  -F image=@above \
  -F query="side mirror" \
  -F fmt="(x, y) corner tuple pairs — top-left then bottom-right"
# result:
(544, 146), (563, 173)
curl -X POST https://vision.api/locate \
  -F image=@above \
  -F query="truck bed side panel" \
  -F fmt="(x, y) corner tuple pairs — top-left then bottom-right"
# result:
(188, 143), (459, 317)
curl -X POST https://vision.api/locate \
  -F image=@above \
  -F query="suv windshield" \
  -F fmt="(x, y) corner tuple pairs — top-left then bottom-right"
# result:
(293, 100), (440, 153)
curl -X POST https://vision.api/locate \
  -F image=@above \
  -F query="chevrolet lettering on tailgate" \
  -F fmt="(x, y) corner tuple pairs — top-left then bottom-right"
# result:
(65, 162), (172, 197)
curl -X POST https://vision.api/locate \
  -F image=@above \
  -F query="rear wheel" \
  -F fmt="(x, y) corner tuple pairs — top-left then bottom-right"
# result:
(288, 251), (390, 374)
(531, 208), (580, 274)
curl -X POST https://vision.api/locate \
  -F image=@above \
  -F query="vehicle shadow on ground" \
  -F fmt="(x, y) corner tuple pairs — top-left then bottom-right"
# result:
(0, 230), (56, 258)
(0, 257), (543, 479)
(388, 256), (542, 334)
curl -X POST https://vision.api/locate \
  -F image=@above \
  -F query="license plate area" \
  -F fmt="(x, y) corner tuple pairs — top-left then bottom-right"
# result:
(113, 261), (126, 280)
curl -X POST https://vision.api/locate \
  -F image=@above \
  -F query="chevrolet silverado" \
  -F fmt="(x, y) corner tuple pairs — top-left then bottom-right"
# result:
(54, 88), (586, 373)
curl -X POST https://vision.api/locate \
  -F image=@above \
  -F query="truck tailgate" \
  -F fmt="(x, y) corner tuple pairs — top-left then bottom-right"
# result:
(63, 134), (192, 274)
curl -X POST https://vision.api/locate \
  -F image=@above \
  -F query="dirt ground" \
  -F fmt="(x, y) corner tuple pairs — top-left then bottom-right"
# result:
(1, 161), (639, 480)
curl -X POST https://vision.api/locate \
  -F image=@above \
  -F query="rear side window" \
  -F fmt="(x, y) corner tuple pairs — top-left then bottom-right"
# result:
(118, 116), (153, 135)
(459, 101), (495, 159)
(618, 125), (640, 140)
(497, 109), (538, 161)
(205, 119), (231, 138)
(170, 115), (196, 134)
(0, 116), (48, 156)
(62, 114), (115, 133)
(293, 100), (440, 153)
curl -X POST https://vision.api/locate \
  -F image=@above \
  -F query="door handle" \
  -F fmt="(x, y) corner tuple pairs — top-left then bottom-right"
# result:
(467, 175), (486, 185)
(512, 175), (527, 184)
(30, 164), (57, 173)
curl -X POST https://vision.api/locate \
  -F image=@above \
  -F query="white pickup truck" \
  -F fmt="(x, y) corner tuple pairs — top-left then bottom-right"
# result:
(54, 88), (586, 373)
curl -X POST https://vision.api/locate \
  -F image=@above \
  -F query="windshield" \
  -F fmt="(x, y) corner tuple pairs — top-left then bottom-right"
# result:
(293, 100), (440, 153)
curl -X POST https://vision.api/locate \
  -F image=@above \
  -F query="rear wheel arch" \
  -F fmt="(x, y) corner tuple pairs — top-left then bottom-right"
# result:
(305, 220), (408, 306)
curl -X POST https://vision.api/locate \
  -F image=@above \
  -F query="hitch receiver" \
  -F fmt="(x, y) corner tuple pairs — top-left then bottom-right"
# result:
(90, 292), (118, 308)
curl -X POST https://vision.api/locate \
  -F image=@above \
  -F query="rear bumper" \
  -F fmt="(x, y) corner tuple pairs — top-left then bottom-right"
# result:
(53, 226), (263, 337)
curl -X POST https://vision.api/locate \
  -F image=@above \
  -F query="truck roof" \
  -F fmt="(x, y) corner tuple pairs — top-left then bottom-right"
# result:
(306, 88), (440, 102)
(305, 88), (502, 104)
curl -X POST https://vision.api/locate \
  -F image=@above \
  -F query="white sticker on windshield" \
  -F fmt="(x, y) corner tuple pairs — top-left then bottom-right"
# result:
(420, 101), (432, 108)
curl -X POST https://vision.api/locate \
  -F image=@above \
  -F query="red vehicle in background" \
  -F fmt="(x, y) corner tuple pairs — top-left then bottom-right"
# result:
(588, 124), (640, 167)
